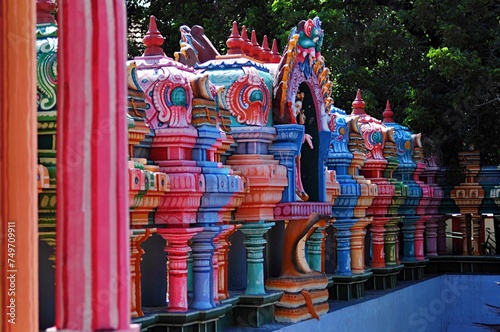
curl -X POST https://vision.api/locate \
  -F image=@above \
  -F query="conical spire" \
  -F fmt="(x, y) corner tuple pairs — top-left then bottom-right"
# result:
(37, 0), (56, 24)
(383, 100), (394, 123)
(260, 35), (272, 62)
(241, 25), (253, 56)
(351, 89), (366, 116)
(250, 30), (262, 60)
(143, 16), (165, 57)
(270, 39), (281, 63)
(226, 21), (244, 55)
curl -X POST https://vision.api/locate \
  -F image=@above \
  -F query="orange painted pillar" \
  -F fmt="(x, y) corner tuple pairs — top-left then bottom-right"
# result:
(51, 1), (138, 331)
(0, 1), (38, 331)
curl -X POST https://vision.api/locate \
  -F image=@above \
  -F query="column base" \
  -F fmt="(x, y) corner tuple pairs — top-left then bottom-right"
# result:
(133, 304), (230, 332)
(425, 255), (500, 274)
(399, 259), (429, 281)
(232, 291), (283, 327)
(366, 265), (404, 290)
(266, 274), (329, 323)
(328, 271), (373, 301)
(218, 296), (241, 330)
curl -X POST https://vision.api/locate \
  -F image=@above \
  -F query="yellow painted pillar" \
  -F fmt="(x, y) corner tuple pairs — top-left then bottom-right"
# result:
(0, 1), (38, 331)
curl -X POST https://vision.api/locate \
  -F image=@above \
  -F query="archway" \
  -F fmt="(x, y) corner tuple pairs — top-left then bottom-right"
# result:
(298, 82), (320, 202)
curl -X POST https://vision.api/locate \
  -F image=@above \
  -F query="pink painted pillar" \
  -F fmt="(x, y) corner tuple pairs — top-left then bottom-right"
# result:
(52, 1), (138, 331)
(158, 228), (201, 312)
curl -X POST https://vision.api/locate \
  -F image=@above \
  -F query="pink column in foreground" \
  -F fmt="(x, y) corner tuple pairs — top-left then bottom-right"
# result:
(52, 1), (138, 331)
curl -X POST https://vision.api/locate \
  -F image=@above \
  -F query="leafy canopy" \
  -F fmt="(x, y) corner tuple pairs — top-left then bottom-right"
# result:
(126, 0), (500, 167)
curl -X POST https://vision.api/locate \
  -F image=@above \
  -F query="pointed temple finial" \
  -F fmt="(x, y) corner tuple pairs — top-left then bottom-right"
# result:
(241, 25), (253, 56)
(36, 0), (56, 24)
(270, 39), (281, 63)
(351, 89), (366, 116)
(143, 16), (165, 57)
(260, 35), (272, 62)
(383, 100), (394, 123)
(250, 30), (262, 60)
(226, 21), (244, 55)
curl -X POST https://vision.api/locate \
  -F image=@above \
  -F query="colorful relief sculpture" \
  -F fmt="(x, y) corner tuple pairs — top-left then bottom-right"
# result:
(351, 92), (404, 289)
(266, 214), (331, 323)
(411, 134), (432, 261)
(451, 150), (485, 255)
(264, 18), (340, 322)
(129, 16), (204, 312)
(198, 20), (288, 287)
(325, 106), (357, 271)
(36, 0), (58, 260)
(419, 155), (444, 257)
(380, 101), (406, 269)
(383, 102), (425, 280)
(346, 91), (377, 276)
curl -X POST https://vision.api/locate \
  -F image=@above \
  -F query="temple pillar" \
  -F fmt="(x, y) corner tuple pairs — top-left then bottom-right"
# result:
(50, 1), (138, 330)
(158, 228), (201, 312)
(130, 229), (153, 318)
(350, 218), (371, 274)
(333, 224), (353, 275)
(436, 216), (448, 255)
(425, 216), (439, 256)
(384, 217), (401, 266)
(414, 216), (429, 260)
(0, 1), (38, 331)
(307, 226), (328, 272)
(190, 227), (221, 310)
(371, 217), (391, 268)
(472, 215), (482, 256)
(216, 225), (238, 300)
(450, 150), (485, 256)
(240, 222), (275, 295)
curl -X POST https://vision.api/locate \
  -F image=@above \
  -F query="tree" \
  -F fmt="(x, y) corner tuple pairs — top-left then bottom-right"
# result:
(126, 0), (500, 166)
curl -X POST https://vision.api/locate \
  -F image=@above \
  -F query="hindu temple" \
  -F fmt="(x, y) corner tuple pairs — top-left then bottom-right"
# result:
(2, 1), (500, 331)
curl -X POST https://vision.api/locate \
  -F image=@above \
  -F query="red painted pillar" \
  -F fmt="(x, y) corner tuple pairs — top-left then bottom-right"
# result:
(0, 1), (38, 331)
(52, 1), (138, 330)
(158, 228), (201, 312)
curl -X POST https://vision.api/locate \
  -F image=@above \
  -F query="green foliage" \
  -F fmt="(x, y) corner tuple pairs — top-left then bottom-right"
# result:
(126, 0), (500, 165)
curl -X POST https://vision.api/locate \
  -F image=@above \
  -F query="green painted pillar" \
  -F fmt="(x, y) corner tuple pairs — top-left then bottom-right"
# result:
(240, 222), (274, 295)
(307, 226), (326, 271)
(384, 216), (401, 266)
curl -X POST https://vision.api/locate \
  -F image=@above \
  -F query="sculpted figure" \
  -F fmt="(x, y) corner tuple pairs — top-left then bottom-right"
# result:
(294, 91), (313, 201)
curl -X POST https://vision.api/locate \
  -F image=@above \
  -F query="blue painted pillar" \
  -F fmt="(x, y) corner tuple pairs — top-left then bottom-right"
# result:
(269, 124), (304, 202)
(190, 226), (221, 309)
(325, 110), (359, 276)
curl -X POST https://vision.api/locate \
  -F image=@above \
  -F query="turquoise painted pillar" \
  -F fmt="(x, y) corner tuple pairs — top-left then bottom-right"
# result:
(240, 222), (275, 295)
(307, 226), (327, 271)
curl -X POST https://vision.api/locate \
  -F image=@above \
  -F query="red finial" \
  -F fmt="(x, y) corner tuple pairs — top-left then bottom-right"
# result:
(226, 21), (244, 55)
(351, 89), (366, 116)
(37, 0), (56, 24)
(383, 100), (394, 123)
(270, 39), (281, 63)
(143, 16), (165, 56)
(260, 35), (272, 62)
(241, 26), (253, 56)
(250, 30), (262, 60)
